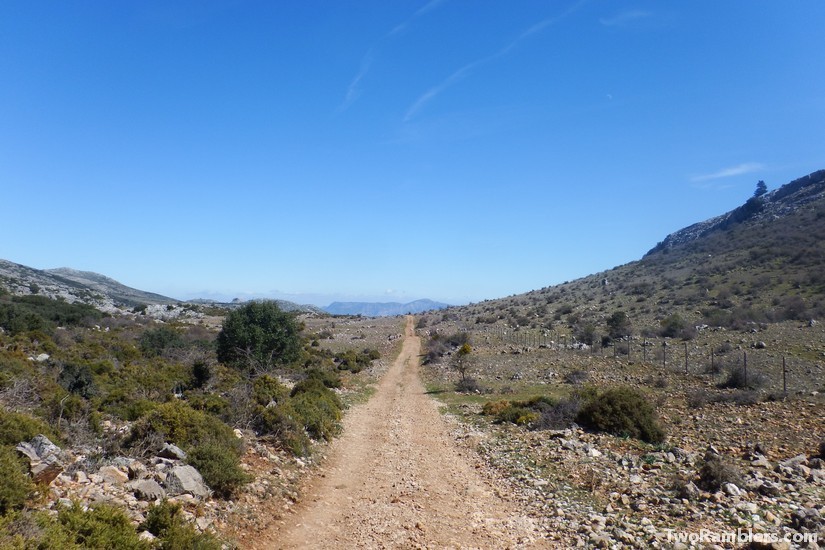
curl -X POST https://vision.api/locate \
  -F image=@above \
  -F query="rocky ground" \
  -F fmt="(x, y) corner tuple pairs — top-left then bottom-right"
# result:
(416, 316), (825, 549)
(14, 314), (824, 549)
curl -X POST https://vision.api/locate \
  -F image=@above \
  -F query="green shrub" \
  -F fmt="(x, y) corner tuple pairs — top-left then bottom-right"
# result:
(290, 391), (342, 441)
(305, 368), (342, 389)
(254, 403), (310, 457)
(0, 407), (55, 447)
(128, 401), (240, 455)
(141, 500), (222, 549)
(252, 375), (290, 406)
(290, 378), (342, 408)
(0, 446), (34, 515)
(187, 442), (252, 499)
(49, 501), (149, 549)
(497, 406), (539, 426)
(333, 349), (378, 373)
(98, 391), (157, 422)
(216, 302), (302, 370)
(185, 393), (229, 417)
(58, 363), (96, 399)
(576, 386), (666, 443)
(139, 326), (184, 358)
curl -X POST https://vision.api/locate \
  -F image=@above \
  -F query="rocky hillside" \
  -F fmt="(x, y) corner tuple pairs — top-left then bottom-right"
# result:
(447, 168), (825, 341)
(648, 169), (825, 254)
(0, 259), (178, 313)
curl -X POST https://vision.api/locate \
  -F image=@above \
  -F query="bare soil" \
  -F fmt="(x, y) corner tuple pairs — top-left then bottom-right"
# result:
(253, 316), (543, 549)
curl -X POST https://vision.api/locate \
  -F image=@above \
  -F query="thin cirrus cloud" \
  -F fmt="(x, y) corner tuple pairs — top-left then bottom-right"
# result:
(403, 0), (588, 122)
(691, 163), (765, 183)
(339, 0), (448, 112)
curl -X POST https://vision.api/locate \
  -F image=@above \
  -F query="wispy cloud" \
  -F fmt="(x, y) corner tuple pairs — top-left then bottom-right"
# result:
(691, 162), (765, 182)
(404, 0), (587, 122)
(599, 10), (652, 27)
(387, 0), (446, 37)
(339, 50), (374, 112)
(339, 0), (447, 112)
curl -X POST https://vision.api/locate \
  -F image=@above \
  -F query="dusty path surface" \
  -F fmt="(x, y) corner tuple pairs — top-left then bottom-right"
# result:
(254, 316), (542, 549)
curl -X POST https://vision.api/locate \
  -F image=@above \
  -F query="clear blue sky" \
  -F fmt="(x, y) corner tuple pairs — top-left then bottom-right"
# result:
(2, 2), (824, 306)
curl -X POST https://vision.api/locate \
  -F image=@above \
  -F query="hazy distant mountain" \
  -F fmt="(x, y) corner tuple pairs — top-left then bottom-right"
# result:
(191, 297), (324, 315)
(324, 299), (450, 317)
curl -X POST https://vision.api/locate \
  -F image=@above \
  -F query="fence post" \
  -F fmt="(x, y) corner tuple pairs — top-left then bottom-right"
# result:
(783, 356), (787, 393)
(643, 338), (647, 363)
(662, 341), (666, 368)
(743, 351), (748, 387)
(684, 341), (688, 374)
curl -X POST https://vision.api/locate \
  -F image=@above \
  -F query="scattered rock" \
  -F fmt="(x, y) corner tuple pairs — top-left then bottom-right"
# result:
(165, 465), (210, 499)
(98, 465), (129, 485)
(130, 479), (166, 502)
(157, 443), (187, 461)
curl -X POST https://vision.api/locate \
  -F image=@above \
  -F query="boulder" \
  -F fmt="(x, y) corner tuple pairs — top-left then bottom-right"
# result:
(15, 435), (64, 484)
(157, 443), (187, 461)
(130, 479), (166, 501)
(98, 465), (129, 485)
(164, 465), (210, 499)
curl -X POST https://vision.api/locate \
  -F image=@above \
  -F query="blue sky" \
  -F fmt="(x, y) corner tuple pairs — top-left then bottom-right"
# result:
(2, 1), (824, 307)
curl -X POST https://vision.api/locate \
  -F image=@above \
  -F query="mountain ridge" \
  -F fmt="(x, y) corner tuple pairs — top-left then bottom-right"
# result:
(647, 169), (825, 255)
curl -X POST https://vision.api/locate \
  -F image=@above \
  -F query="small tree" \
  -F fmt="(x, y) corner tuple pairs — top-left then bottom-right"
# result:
(452, 343), (472, 381)
(606, 311), (632, 341)
(216, 302), (302, 371)
(754, 180), (767, 197)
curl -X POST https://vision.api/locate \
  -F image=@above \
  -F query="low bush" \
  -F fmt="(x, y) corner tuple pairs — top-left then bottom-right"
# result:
(0, 407), (55, 447)
(138, 326), (184, 358)
(45, 501), (150, 549)
(454, 377), (483, 393)
(564, 370), (589, 385)
(531, 397), (582, 430)
(254, 402), (310, 457)
(128, 402), (249, 498)
(481, 400), (510, 417)
(719, 365), (768, 390)
(576, 386), (666, 443)
(141, 500), (222, 549)
(290, 390), (342, 442)
(483, 396), (561, 427)
(305, 368), (342, 389)
(0, 446), (34, 515)
(128, 401), (240, 455)
(697, 456), (743, 492)
(187, 442), (252, 499)
(252, 375), (290, 407)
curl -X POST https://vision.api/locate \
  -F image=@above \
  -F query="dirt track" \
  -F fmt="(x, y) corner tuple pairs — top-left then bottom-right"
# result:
(254, 316), (542, 549)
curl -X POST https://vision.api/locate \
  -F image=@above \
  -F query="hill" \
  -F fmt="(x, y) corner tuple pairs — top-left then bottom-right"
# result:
(0, 259), (178, 313)
(324, 299), (450, 317)
(447, 169), (825, 338)
(0, 260), (322, 317)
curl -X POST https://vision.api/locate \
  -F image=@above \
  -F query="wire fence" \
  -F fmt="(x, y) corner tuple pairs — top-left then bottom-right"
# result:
(466, 324), (823, 395)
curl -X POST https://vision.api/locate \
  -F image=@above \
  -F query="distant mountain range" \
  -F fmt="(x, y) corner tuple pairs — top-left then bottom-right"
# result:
(323, 299), (451, 317)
